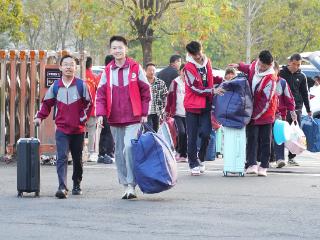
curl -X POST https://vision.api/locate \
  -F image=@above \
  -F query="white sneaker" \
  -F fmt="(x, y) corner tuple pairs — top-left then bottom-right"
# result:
(190, 166), (201, 176)
(269, 162), (277, 168)
(87, 153), (98, 162)
(246, 165), (258, 175)
(126, 185), (137, 199)
(122, 185), (128, 199)
(199, 163), (205, 173)
(258, 166), (268, 177)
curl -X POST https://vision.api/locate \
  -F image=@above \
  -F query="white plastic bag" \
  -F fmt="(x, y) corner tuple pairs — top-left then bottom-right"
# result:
(158, 122), (175, 152)
(284, 121), (307, 155)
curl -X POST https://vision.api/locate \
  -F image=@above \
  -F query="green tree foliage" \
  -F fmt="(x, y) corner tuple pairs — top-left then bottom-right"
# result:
(3, 0), (319, 68)
(0, 0), (24, 45)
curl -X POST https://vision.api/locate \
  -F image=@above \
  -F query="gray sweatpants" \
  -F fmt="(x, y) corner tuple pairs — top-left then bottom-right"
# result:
(111, 123), (141, 186)
(86, 116), (97, 153)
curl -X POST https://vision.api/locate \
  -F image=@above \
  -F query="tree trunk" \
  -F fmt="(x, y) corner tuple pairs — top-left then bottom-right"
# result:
(140, 37), (153, 68)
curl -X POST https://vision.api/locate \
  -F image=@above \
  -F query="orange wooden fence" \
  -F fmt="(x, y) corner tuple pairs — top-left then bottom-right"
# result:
(0, 50), (86, 156)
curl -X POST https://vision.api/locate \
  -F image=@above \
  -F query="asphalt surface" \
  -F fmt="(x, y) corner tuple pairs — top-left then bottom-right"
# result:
(0, 151), (319, 240)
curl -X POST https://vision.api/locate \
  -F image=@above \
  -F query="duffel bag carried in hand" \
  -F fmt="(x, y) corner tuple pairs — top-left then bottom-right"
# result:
(301, 116), (320, 152)
(131, 124), (177, 194)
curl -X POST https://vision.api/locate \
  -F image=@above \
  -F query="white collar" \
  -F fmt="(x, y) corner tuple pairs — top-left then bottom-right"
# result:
(62, 78), (72, 88)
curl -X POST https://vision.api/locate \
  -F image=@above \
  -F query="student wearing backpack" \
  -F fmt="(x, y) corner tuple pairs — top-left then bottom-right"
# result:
(270, 62), (296, 168)
(230, 50), (277, 176)
(96, 36), (151, 199)
(34, 55), (92, 199)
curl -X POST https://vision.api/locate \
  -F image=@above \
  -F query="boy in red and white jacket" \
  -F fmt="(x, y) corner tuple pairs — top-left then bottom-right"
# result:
(183, 41), (224, 176)
(271, 62), (296, 168)
(230, 50), (277, 177)
(34, 55), (92, 199)
(96, 36), (150, 200)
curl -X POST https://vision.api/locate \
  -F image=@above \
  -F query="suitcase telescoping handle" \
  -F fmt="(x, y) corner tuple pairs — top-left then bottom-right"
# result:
(34, 111), (40, 138)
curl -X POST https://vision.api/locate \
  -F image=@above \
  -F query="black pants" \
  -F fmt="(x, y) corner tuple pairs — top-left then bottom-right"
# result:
(246, 124), (272, 168)
(56, 130), (84, 190)
(186, 111), (211, 168)
(174, 116), (187, 158)
(99, 116), (114, 157)
(286, 109), (302, 160)
(148, 114), (160, 132)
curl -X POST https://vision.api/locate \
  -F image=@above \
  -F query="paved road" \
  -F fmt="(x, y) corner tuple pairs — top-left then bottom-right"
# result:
(0, 151), (319, 240)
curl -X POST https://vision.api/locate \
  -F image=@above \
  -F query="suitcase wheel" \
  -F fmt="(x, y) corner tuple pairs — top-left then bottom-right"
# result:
(35, 192), (40, 197)
(17, 191), (23, 198)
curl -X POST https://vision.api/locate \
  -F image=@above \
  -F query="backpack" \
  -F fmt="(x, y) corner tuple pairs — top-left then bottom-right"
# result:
(52, 78), (84, 98)
(213, 75), (253, 129)
(52, 78), (84, 120)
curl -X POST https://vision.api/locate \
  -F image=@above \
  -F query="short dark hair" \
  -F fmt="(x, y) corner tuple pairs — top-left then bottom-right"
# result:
(86, 56), (93, 69)
(259, 50), (273, 65)
(104, 55), (114, 66)
(109, 35), (128, 47)
(60, 54), (76, 66)
(290, 53), (302, 62)
(314, 75), (320, 81)
(146, 62), (156, 68)
(186, 41), (202, 55)
(170, 55), (181, 64)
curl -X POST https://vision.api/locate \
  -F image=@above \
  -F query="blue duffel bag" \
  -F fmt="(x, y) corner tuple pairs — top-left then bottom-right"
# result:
(131, 124), (177, 194)
(301, 116), (320, 152)
(213, 76), (253, 129)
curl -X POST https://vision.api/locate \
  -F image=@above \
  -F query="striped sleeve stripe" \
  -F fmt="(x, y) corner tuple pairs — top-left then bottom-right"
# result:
(185, 70), (212, 94)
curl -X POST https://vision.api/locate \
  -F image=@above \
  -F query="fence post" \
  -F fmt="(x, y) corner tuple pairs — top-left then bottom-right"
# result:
(29, 51), (37, 138)
(8, 50), (17, 154)
(19, 51), (27, 138)
(0, 50), (7, 156)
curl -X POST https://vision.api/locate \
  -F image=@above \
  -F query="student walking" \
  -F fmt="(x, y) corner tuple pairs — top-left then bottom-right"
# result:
(279, 53), (312, 166)
(183, 41), (224, 176)
(166, 64), (188, 162)
(230, 50), (277, 177)
(85, 56), (99, 162)
(271, 62), (296, 168)
(96, 36), (151, 199)
(34, 55), (92, 199)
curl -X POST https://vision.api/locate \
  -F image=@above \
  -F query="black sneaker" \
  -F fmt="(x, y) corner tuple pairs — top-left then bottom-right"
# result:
(288, 159), (299, 166)
(72, 185), (82, 195)
(97, 154), (113, 164)
(55, 189), (68, 199)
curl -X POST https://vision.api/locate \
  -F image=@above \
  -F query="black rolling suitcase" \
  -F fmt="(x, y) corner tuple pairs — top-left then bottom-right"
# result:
(17, 138), (40, 197)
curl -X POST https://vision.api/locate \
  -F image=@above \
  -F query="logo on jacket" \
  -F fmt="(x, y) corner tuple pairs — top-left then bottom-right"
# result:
(132, 73), (137, 79)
